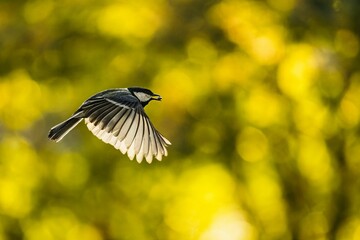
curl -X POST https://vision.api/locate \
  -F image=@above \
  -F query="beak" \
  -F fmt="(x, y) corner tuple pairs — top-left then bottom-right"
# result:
(152, 94), (162, 101)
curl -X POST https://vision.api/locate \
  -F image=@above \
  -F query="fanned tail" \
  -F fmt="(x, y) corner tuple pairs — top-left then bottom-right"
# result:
(48, 117), (83, 142)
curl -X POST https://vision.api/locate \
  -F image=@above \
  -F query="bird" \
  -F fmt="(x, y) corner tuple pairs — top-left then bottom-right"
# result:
(48, 87), (171, 163)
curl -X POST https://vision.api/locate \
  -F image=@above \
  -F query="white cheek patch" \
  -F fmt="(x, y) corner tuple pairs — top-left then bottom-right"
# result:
(134, 92), (151, 102)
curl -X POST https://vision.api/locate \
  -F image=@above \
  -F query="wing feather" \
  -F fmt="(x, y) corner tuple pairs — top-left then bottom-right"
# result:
(93, 105), (117, 127)
(146, 117), (158, 159)
(98, 106), (121, 130)
(124, 110), (141, 161)
(88, 104), (114, 123)
(79, 91), (170, 163)
(117, 110), (135, 142)
(142, 115), (151, 163)
(112, 109), (132, 137)
(105, 108), (128, 133)
(149, 120), (164, 160)
(124, 110), (140, 148)
(83, 101), (109, 116)
(134, 111), (144, 155)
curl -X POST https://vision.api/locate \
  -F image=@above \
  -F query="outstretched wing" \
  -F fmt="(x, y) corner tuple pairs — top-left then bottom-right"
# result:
(80, 91), (171, 163)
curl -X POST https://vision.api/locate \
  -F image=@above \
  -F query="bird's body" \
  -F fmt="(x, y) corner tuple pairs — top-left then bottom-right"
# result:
(48, 87), (171, 163)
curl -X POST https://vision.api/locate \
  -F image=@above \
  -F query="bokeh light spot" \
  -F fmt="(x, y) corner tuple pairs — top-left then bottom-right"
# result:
(154, 67), (196, 110)
(338, 73), (360, 128)
(97, 2), (164, 45)
(0, 180), (33, 218)
(297, 136), (334, 186)
(213, 52), (256, 90)
(209, 0), (285, 65)
(165, 164), (242, 239)
(200, 209), (257, 240)
(242, 87), (285, 127)
(0, 136), (43, 218)
(339, 98), (359, 128)
(249, 28), (285, 65)
(236, 127), (269, 162)
(293, 99), (329, 136)
(277, 44), (319, 99)
(0, 69), (46, 130)
(246, 167), (287, 236)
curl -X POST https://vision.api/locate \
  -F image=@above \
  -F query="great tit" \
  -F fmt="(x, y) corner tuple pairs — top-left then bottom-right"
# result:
(48, 87), (171, 163)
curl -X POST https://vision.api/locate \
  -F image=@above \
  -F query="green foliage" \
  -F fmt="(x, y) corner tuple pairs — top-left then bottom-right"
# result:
(1, 0), (360, 239)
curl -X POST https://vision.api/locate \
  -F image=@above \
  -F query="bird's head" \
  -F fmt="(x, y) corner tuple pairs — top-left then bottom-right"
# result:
(128, 87), (162, 107)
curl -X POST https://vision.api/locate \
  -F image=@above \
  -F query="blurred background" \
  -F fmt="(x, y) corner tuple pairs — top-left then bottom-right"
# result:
(0, 0), (360, 239)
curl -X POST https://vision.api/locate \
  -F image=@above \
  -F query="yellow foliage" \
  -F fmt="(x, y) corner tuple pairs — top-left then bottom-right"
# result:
(277, 44), (319, 99)
(165, 164), (248, 239)
(0, 0), (359, 239)
(97, 1), (166, 45)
